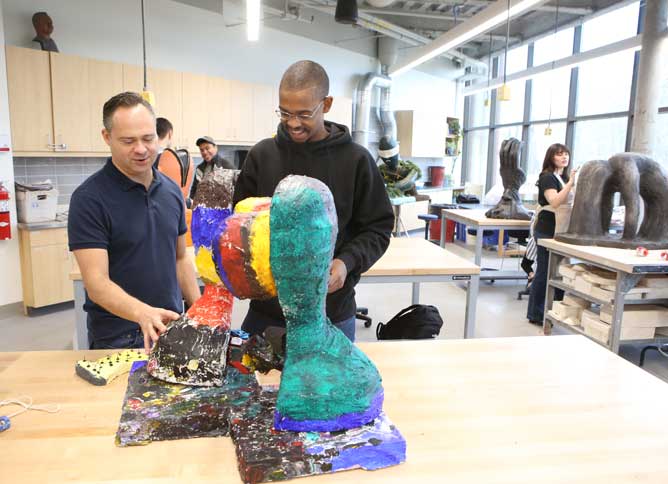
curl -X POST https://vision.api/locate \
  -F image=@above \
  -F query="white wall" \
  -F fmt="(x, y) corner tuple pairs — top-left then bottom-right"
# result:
(1, 0), (378, 96)
(0, 0), (23, 305)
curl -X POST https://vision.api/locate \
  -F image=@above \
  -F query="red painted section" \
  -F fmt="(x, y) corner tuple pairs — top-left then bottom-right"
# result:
(186, 284), (233, 329)
(219, 216), (255, 297)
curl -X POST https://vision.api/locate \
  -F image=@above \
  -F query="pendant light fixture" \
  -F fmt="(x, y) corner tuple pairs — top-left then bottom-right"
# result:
(545, 0), (560, 136)
(335, 0), (359, 24)
(497, 0), (512, 101)
(140, 0), (155, 106)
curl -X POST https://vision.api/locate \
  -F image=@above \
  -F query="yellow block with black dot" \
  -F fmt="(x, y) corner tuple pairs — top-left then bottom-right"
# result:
(75, 349), (148, 386)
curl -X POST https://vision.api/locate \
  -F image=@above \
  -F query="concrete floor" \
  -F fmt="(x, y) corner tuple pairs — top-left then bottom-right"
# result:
(2, 236), (668, 383)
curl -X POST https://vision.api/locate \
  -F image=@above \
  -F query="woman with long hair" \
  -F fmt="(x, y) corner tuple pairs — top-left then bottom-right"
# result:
(526, 143), (578, 325)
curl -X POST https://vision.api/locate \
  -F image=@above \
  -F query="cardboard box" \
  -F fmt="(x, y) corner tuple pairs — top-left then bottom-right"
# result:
(553, 301), (583, 320)
(582, 315), (655, 344)
(16, 188), (58, 223)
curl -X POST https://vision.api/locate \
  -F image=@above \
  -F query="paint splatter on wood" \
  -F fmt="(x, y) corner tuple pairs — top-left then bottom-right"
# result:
(116, 360), (258, 446)
(230, 390), (406, 483)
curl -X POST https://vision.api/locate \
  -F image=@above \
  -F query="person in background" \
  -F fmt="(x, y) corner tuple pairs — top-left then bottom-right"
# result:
(156, 117), (174, 151)
(233, 60), (394, 342)
(68, 92), (200, 351)
(32, 12), (59, 52)
(526, 143), (577, 325)
(189, 136), (234, 199)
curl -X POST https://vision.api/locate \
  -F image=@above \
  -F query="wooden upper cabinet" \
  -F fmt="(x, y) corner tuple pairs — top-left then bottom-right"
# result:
(149, 68), (183, 147)
(396, 110), (447, 159)
(252, 84), (277, 142)
(207, 76), (231, 142)
(229, 80), (254, 143)
(122, 64), (144, 93)
(50, 52), (91, 152)
(182, 72), (209, 152)
(88, 59), (123, 152)
(5, 46), (53, 152)
(326, 96), (353, 128)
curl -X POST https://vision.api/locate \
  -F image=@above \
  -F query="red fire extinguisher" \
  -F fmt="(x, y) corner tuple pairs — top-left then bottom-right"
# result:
(0, 182), (11, 240)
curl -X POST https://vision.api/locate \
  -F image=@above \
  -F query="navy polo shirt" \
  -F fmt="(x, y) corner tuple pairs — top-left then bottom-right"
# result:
(68, 159), (187, 343)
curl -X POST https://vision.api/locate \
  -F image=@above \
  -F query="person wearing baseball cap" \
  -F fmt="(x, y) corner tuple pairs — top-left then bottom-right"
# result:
(190, 136), (234, 199)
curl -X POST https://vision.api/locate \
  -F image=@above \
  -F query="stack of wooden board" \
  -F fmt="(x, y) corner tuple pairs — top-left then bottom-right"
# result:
(551, 263), (668, 344)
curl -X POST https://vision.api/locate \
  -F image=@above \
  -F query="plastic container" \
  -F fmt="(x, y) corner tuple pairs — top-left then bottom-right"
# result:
(428, 166), (445, 187)
(16, 188), (58, 223)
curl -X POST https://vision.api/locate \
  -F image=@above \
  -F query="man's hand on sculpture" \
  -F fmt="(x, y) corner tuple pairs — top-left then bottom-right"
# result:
(137, 306), (179, 352)
(327, 259), (348, 294)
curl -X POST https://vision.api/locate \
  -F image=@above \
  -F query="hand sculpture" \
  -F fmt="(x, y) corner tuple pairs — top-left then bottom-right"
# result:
(486, 138), (532, 220)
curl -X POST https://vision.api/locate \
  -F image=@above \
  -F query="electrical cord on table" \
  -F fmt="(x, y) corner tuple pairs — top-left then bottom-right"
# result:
(0, 395), (60, 432)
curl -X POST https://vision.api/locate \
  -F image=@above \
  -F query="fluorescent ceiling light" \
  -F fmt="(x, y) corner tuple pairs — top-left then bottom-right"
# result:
(247, 0), (261, 42)
(463, 34), (642, 96)
(389, 0), (546, 77)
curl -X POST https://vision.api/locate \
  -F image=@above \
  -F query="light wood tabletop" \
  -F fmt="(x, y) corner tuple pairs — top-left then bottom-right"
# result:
(71, 238), (480, 280)
(441, 208), (533, 227)
(539, 238), (668, 274)
(363, 237), (480, 276)
(2, 336), (668, 483)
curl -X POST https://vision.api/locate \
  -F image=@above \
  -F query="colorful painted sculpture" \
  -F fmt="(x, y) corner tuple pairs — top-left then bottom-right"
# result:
(268, 176), (384, 431)
(147, 169), (238, 386)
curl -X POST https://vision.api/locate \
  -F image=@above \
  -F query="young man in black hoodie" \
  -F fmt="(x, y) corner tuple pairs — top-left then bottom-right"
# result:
(233, 60), (394, 341)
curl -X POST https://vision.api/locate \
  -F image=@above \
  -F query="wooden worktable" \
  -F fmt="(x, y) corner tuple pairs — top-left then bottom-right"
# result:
(70, 238), (481, 346)
(440, 209), (531, 281)
(540, 238), (668, 274)
(3, 336), (668, 483)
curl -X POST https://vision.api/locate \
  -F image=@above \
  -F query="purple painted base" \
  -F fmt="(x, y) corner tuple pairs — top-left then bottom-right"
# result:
(230, 390), (406, 484)
(273, 388), (384, 432)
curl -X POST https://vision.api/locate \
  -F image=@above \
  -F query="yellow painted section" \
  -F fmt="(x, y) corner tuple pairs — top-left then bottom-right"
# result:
(235, 197), (271, 213)
(195, 247), (221, 285)
(249, 211), (276, 297)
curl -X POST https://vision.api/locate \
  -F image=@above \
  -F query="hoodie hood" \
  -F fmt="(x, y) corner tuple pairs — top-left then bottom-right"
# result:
(276, 121), (352, 152)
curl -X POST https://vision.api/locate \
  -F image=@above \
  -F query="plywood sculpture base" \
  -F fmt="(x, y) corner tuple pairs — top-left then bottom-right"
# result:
(117, 363), (406, 481)
(230, 390), (406, 484)
(116, 361), (258, 446)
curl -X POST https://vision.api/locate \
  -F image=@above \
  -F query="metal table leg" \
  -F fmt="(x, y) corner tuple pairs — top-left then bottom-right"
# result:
(412, 282), (420, 305)
(543, 249), (563, 336)
(464, 274), (479, 339)
(473, 226), (484, 267)
(440, 211), (447, 248)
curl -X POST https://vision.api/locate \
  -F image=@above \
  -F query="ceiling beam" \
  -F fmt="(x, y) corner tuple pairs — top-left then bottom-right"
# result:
(389, 0), (549, 76)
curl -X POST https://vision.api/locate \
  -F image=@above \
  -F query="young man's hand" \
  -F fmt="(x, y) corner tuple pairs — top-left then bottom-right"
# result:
(327, 259), (348, 294)
(136, 306), (180, 352)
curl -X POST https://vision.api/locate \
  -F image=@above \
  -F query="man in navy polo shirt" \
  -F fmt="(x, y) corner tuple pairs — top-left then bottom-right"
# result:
(68, 92), (200, 351)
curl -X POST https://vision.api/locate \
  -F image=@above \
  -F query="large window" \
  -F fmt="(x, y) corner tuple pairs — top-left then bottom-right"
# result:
(469, 88), (492, 128)
(462, 2), (646, 194)
(533, 28), (574, 65)
(572, 117), (628, 166)
(526, 122), (567, 177)
(496, 46), (528, 125)
(581, 2), (640, 51)
(530, 68), (570, 121)
(465, 130), (489, 187)
(576, 51), (635, 116)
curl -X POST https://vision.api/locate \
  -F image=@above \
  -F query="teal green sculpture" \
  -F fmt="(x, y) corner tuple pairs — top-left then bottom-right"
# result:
(270, 175), (384, 431)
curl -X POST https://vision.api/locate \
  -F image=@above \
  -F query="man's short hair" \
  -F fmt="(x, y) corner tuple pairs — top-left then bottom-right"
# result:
(279, 60), (329, 99)
(102, 92), (155, 131)
(32, 12), (49, 27)
(156, 117), (174, 139)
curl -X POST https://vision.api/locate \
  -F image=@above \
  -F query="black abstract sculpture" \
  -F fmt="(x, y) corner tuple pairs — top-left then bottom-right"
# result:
(486, 138), (532, 220)
(556, 153), (668, 249)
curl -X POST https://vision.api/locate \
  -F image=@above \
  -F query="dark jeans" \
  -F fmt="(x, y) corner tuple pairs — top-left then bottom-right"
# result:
(88, 316), (144, 350)
(241, 308), (356, 342)
(526, 233), (563, 323)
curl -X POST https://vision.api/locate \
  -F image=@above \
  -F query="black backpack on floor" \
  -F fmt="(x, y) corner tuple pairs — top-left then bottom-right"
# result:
(376, 304), (444, 340)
